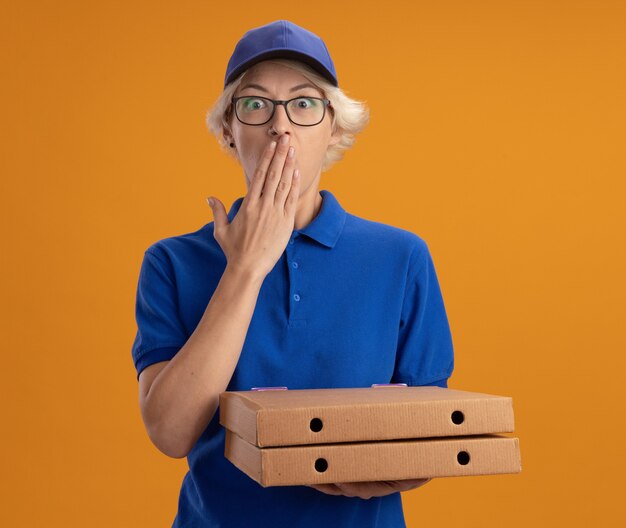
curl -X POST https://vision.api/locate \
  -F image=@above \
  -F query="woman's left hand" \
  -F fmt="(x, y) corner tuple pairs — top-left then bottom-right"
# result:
(307, 478), (432, 499)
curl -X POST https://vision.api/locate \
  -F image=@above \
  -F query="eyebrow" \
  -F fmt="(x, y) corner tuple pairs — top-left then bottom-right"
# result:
(238, 82), (321, 94)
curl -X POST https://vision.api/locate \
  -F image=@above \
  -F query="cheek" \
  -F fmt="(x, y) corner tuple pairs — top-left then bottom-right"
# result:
(235, 139), (262, 165)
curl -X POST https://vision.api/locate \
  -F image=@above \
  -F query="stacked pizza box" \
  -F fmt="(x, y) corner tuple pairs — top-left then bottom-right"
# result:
(219, 384), (521, 487)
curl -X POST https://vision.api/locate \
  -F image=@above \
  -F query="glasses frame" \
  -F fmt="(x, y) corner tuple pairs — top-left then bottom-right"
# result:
(231, 95), (332, 127)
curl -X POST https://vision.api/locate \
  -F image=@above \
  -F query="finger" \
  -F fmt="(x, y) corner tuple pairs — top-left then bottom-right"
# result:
(284, 167), (301, 217)
(400, 478), (431, 485)
(391, 478), (432, 491)
(338, 481), (403, 499)
(247, 140), (277, 202)
(206, 196), (228, 230)
(274, 144), (296, 209)
(334, 482), (359, 498)
(261, 134), (291, 203)
(308, 483), (343, 496)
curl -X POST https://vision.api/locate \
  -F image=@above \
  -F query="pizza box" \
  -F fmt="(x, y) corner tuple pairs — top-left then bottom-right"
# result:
(218, 385), (516, 447)
(224, 429), (522, 487)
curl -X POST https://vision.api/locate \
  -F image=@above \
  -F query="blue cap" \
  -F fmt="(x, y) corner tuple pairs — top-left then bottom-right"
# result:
(224, 20), (338, 89)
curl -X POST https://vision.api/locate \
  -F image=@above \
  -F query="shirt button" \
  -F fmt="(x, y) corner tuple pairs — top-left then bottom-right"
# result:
(292, 261), (299, 269)
(293, 294), (300, 302)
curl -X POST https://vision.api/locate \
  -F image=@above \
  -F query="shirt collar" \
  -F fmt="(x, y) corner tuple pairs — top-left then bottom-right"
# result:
(227, 189), (347, 248)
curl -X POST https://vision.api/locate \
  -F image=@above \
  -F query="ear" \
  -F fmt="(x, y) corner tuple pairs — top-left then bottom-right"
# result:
(223, 127), (233, 145)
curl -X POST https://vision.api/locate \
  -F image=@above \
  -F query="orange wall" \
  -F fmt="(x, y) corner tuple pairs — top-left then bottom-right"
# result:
(2, 1), (625, 526)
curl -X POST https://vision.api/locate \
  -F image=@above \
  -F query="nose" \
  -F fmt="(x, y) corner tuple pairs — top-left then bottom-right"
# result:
(269, 102), (292, 137)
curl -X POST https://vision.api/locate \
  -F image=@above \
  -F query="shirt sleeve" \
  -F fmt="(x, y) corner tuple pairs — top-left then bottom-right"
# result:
(391, 240), (455, 388)
(131, 248), (189, 381)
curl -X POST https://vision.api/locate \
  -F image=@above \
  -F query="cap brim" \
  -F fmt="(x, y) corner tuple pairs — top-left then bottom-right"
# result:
(225, 49), (338, 88)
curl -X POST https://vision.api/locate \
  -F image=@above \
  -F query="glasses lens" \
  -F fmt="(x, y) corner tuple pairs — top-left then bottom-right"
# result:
(235, 97), (274, 125)
(286, 97), (325, 126)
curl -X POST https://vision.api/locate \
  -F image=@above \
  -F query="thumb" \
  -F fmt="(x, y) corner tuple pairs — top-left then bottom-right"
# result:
(206, 197), (228, 228)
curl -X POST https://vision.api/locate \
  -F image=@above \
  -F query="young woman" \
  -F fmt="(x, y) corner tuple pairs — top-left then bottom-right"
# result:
(132, 19), (454, 527)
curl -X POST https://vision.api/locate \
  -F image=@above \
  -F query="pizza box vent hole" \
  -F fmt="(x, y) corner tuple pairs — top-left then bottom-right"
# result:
(457, 451), (470, 465)
(310, 418), (323, 432)
(314, 458), (328, 473)
(451, 410), (465, 425)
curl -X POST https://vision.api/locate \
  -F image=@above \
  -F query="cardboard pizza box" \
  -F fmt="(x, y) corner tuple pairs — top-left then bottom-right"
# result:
(224, 429), (522, 487)
(219, 386), (515, 447)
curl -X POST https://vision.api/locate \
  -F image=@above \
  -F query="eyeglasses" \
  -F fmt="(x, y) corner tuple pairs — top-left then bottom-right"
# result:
(231, 95), (332, 126)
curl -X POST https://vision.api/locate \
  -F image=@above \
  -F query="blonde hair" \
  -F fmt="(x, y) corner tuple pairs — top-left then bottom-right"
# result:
(205, 58), (370, 172)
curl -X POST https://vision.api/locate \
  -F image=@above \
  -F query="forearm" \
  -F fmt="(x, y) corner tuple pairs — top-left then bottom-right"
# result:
(142, 263), (265, 458)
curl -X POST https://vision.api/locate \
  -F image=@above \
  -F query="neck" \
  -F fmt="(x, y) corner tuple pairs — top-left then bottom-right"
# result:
(294, 181), (323, 231)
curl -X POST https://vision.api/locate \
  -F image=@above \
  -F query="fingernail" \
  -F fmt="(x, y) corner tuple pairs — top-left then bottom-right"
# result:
(280, 135), (289, 144)
(270, 141), (277, 149)
(206, 197), (214, 207)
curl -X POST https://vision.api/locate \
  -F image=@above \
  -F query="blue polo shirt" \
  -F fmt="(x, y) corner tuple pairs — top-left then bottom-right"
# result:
(131, 189), (455, 528)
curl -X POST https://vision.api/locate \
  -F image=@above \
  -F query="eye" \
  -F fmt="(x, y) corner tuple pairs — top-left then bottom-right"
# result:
(294, 97), (318, 109)
(241, 97), (267, 111)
